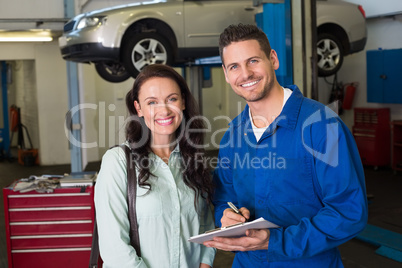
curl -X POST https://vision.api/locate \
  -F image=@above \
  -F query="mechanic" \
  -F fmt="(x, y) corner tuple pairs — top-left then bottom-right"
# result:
(204, 24), (368, 267)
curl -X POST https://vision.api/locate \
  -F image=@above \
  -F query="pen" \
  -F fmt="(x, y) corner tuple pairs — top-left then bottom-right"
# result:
(227, 202), (245, 219)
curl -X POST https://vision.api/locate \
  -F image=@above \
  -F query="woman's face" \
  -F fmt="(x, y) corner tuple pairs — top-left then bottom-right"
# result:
(134, 77), (185, 144)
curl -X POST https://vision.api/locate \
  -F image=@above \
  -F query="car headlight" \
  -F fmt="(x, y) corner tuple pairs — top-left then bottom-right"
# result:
(76, 16), (106, 30)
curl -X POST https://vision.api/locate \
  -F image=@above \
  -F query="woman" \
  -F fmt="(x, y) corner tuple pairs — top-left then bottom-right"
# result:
(94, 64), (216, 268)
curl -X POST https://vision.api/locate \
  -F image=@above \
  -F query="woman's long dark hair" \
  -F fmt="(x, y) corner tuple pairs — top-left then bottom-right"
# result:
(125, 64), (214, 206)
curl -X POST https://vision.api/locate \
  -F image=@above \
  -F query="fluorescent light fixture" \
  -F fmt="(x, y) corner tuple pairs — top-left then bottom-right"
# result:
(0, 30), (53, 42)
(0, 36), (53, 42)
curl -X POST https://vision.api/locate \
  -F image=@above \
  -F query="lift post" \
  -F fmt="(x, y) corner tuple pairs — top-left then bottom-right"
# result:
(0, 61), (11, 160)
(256, 0), (293, 85)
(64, 0), (83, 172)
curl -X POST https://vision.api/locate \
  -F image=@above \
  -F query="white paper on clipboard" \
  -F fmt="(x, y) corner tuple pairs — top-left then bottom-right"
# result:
(188, 217), (279, 244)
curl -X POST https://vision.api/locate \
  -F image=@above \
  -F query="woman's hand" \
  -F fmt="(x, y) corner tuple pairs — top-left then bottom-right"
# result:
(199, 263), (211, 268)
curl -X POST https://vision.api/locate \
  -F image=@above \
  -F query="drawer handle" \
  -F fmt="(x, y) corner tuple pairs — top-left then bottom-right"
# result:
(11, 233), (92, 239)
(9, 206), (91, 212)
(353, 128), (375, 132)
(8, 193), (91, 198)
(354, 133), (375, 138)
(12, 247), (91, 253)
(10, 220), (92, 225)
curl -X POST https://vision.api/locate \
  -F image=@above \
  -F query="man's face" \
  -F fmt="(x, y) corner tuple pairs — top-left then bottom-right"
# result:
(222, 39), (279, 102)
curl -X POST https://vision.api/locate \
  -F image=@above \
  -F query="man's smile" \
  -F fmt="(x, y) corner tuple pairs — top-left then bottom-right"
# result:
(240, 79), (261, 88)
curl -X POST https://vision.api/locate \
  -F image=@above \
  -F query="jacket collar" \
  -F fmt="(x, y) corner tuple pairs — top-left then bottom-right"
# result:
(230, 85), (303, 131)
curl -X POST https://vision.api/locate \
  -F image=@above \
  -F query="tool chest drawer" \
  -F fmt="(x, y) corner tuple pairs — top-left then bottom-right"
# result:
(354, 107), (390, 126)
(3, 186), (95, 268)
(10, 220), (93, 236)
(7, 190), (93, 208)
(10, 234), (92, 249)
(9, 206), (92, 222)
(353, 108), (390, 167)
(11, 250), (91, 268)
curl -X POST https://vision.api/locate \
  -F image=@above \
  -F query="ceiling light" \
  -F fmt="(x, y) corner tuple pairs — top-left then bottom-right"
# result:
(0, 30), (54, 42)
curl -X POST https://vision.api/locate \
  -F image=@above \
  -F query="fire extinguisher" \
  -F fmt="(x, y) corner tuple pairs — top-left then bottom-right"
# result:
(10, 105), (19, 132)
(342, 82), (358, 110)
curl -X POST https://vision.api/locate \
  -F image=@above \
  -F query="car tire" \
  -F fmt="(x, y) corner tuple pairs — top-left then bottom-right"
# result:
(122, 32), (173, 78)
(95, 61), (131, 83)
(317, 33), (344, 77)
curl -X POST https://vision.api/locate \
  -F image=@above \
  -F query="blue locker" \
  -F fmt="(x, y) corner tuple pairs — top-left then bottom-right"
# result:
(367, 49), (402, 104)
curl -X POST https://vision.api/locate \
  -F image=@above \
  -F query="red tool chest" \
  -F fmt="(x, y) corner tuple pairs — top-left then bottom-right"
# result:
(352, 108), (391, 167)
(3, 186), (95, 268)
(391, 120), (402, 172)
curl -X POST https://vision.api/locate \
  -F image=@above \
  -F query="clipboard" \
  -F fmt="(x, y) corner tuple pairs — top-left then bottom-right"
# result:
(188, 217), (279, 244)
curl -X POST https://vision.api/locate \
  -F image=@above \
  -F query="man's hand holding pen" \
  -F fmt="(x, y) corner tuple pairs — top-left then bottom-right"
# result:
(203, 202), (270, 251)
(222, 202), (250, 227)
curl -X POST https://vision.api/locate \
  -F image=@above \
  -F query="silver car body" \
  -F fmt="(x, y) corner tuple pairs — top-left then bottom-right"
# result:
(317, 0), (367, 54)
(59, 0), (366, 80)
(59, 0), (260, 61)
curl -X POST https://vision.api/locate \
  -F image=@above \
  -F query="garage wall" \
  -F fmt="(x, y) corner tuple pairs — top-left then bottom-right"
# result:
(2, 0), (401, 166)
(0, 41), (70, 165)
(0, 0), (64, 19)
(36, 43), (71, 165)
(79, 64), (134, 160)
(12, 60), (40, 151)
(6, 63), (17, 147)
(318, 15), (402, 129)
(0, 0), (69, 165)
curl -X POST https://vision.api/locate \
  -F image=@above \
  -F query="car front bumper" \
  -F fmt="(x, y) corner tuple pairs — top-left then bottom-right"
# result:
(58, 21), (120, 63)
(60, 42), (119, 62)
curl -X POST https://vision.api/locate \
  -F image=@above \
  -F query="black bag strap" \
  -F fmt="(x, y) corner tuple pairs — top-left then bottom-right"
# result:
(89, 145), (141, 268)
(89, 217), (100, 268)
(123, 145), (141, 257)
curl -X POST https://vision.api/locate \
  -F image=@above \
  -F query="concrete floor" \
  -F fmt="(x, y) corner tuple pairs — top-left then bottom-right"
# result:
(1, 153), (402, 267)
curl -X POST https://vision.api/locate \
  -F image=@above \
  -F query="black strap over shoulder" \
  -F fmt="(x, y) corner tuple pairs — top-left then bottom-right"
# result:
(89, 144), (141, 268)
(89, 217), (100, 268)
(122, 145), (141, 257)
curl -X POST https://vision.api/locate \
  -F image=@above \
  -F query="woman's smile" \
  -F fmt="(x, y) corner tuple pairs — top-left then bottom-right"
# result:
(156, 117), (174, 126)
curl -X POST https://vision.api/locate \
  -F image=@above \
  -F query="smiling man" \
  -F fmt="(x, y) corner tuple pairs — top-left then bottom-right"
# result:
(206, 24), (368, 267)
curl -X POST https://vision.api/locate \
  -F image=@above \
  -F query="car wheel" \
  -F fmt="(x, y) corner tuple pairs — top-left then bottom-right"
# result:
(122, 32), (173, 78)
(317, 33), (344, 77)
(94, 61), (131, 83)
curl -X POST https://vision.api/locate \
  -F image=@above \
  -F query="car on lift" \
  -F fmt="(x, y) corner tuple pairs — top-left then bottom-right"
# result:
(316, 0), (366, 77)
(58, 0), (366, 82)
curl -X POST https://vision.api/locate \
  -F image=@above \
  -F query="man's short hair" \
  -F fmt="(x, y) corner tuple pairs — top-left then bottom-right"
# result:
(219, 23), (272, 65)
